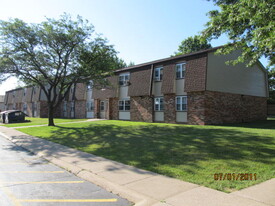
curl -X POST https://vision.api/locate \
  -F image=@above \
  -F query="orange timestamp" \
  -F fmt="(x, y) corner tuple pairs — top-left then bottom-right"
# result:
(214, 173), (257, 181)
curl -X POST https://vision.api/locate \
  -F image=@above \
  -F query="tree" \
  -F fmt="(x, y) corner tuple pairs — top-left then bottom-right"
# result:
(174, 35), (212, 56)
(0, 14), (122, 126)
(268, 66), (275, 104)
(202, 0), (275, 66)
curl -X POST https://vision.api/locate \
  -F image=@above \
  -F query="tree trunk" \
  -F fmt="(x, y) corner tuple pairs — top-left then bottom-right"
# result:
(48, 105), (55, 126)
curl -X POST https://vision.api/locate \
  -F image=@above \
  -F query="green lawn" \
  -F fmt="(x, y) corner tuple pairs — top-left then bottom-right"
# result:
(17, 119), (275, 193)
(2, 117), (87, 127)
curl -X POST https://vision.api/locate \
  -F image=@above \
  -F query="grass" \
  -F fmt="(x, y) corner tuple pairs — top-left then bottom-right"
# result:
(2, 117), (87, 127)
(17, 118), (275, 193)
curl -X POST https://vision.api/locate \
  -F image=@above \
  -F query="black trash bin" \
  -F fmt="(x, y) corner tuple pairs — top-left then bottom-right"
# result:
(1, 110), (28, 124)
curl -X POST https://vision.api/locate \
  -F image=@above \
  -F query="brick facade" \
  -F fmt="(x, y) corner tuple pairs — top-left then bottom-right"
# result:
(188, 91), (267, 125)
(74, 100), (86, 119)
(109, 97), (119, 120)
(164, 94), (176, 123)
(130, 96), (153, 122)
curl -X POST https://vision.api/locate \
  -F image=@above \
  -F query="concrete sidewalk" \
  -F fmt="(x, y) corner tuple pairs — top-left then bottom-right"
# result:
(0, 126), (274, 206)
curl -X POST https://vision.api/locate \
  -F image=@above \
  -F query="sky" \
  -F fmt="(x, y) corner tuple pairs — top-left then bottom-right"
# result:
(0, 0), (267, 95)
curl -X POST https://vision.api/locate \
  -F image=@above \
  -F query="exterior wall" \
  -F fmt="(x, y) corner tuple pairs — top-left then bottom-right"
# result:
(161, 64), (176, 94)
(164, 94), (176, 123)
(185, 53), (208, 92)
(74, 100), (86, 119)
(176, 112), (187, 123)
(128, 66), (152, 96)
(152, 81), (162, 96)
(131, 96), (153, 122)
(119, 111), (130, 120)
(187, 91), (267, 125)
(0, 95), (5, 112)
(119, 86), (129, 99)
(187, 92), (206, 125)
(109, 97), (119, 120)
(267, 104), (275, 115)
(176, 79), (187, 95)
(206, 51), (268, 97)
(154, 112), (164, 122)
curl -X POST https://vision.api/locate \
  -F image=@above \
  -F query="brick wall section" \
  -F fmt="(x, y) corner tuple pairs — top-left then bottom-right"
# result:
(74, 83), (87, 101)
(93, 76), (118, 99)
(184, 53), (207, 92)
(164, 94), (176, 123)
(128, 66), (152, 96)
(38, 101), (61, 118)
(26, 87), (33, 102)
(109, 97), (118, 120)
(187, 91), (206, 125)
(161, 64), (176, 94)
(188, 91), (267, 125)
(94, 99), (100, 118)
(74, 100), (86, 119)
(131, 96), (153, 122)
(15, 89), (23, 103)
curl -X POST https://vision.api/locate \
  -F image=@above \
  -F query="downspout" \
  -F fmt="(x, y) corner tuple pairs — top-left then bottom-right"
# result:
(149, 64), (154, 122)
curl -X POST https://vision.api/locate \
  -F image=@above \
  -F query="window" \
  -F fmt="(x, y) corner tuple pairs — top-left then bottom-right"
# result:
(70, 101), (74, 112)
(119, 73), (130, 86)
(100, 101), (105, 111)
(154, 97), (164, 111)
(63, 101), (67, 112)
(176, 96), (187, 111)
(154, 67), (163, 81)
(118, 99), (130, 111)
(86, 101), (94, 112)
(176, 63), (186, 79)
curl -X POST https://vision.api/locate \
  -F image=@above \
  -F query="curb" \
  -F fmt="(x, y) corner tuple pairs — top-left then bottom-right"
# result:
(0, 130), (156, 206)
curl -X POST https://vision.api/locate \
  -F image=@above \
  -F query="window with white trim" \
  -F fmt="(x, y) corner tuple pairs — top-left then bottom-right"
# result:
(176, 96), (187, 111)
(154, 67), (163, 81)
(100, 101), (105, 111)
(118, 99), (130, 111)
(86, 101), (94, 112)
(119, 73), (130, 86)
(176, 63), (186, 79)
(154, 97), (164, 111)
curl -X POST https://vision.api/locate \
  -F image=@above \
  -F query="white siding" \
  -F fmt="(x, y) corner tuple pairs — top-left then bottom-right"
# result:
(154, 111), (164, 122)
(119, 111), (130, 120)
(207, 51), (268, 97)
(176, 112), (187, 123)
(152, 82), (162, 96)
(119, 86), (129, 99)
(176, 79), (187, 95)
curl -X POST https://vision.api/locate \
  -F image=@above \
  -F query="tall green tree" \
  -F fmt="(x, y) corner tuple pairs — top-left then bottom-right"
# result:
(268, 66), (275, 103)
(0, 14), (122, 126)
(203, 0), (274, 66)
(174, 35), (212, 56)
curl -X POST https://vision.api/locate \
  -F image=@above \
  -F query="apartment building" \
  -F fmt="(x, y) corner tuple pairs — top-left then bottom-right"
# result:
(4, 47), (268, 125)
(92, 47), (268, 125)
(4, 86), (61, 118)
(0, 95), (5, 112)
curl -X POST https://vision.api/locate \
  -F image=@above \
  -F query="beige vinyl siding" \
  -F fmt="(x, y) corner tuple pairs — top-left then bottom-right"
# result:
(176, 112), (187, 123)
(176, 79), (187, 95)
(206, 51), (268, 97)
(119, 111), (130, 120)
(154, 111), (164, 122)
(152, 81), (162, 96)
(119, 86), (129, 99)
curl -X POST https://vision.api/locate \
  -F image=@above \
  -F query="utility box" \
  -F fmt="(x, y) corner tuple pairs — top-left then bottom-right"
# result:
(0, 110), (28, 124)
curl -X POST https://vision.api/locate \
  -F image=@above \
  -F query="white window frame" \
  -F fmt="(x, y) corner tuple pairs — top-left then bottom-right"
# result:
(118, 99), (130, 111)
(154, 97), (164, 111)
(119, 73), (130, 86)
(176, 62), (186, 79)
(176, 96), (187, 111)
(86, 101), (94, 112)
(100, 101), (105, 111)
(154, 67), (163, 81)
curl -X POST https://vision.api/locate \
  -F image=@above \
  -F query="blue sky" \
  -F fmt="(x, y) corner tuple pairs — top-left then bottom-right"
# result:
(0, 0), (266, 95)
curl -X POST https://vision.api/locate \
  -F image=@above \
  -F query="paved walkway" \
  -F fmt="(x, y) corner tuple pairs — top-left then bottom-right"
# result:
(0, 126), (274, 206)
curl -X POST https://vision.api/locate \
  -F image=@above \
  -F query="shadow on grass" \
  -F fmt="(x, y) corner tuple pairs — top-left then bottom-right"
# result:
(221, 119), (275, 130)
(42, 123), (275, 176)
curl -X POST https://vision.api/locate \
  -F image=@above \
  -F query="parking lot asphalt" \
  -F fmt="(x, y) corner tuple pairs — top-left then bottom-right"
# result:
(0, 134), (131, 206)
